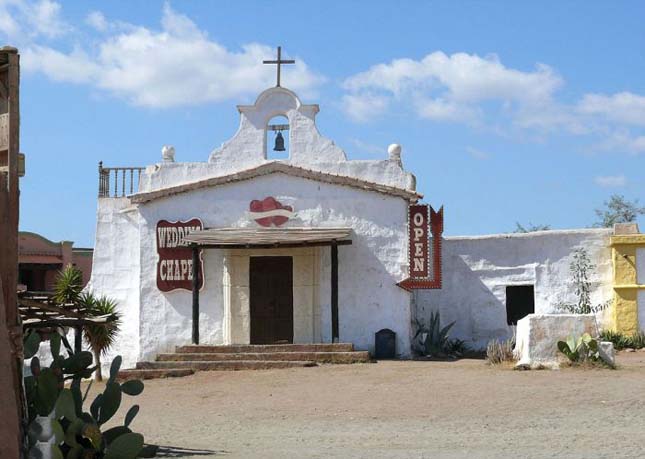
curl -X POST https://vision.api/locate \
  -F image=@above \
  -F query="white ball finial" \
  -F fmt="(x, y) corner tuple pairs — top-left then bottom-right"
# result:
(388, 143), (402, 164)
(162, 145), (175, 163)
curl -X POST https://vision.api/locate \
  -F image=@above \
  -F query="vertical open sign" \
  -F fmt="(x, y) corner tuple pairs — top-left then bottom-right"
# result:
(409, 205), (429, 278)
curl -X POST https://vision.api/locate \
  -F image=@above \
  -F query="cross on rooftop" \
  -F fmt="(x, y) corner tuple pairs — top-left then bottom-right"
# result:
(263, 46), (295, 87)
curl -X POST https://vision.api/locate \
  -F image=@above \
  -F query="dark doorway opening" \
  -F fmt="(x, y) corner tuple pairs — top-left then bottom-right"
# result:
(250, 256), (294, 344)
(506, 285), (535, 325)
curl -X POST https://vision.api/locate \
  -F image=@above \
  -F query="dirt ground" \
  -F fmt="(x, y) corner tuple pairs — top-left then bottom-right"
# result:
(100, 352), (645, 458)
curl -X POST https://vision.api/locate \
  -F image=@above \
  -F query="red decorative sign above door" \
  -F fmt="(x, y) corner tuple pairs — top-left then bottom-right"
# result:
(397, 205), (444, 291)
(156, 218), (204, 292)
(249, 197), (294, 227)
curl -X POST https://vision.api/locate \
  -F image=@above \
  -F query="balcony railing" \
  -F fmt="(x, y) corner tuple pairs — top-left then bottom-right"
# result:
(98, 161), (145, 198)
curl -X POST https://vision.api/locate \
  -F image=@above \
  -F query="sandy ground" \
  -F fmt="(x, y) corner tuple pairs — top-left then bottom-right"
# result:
(98, 352), (645, 459)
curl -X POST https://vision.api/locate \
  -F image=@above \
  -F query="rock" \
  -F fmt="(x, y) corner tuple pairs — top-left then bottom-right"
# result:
(598, 341), (615, 367)
(514, 313), (599, 369)
(625, 348), (636, 353)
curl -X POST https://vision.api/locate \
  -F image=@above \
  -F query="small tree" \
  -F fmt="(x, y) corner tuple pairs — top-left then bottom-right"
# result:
(515, 222), (551, 233)
(557, 248), (608, 314)
(594, 194), (645, 228)
(82, 293), (121, 381)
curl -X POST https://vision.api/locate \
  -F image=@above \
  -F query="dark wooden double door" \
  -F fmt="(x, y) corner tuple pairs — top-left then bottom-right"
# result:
(250, 256), (293, 345)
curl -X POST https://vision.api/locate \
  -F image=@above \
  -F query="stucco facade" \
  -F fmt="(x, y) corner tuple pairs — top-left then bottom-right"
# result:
(417, 229), (613, 349)
(88, 87), (418, 369)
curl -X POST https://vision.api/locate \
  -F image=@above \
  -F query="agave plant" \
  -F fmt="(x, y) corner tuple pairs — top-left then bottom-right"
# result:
(82, 293), (122, 381)
(413, 311), (456, 357)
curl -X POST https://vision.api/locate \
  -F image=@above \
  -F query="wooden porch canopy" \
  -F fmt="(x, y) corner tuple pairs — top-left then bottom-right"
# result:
(183, 227), (352, 345)
(183, 227), (352, 249)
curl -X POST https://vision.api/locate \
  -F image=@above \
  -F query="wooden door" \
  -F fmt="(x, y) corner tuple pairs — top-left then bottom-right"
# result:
(250, 256), (293, 344)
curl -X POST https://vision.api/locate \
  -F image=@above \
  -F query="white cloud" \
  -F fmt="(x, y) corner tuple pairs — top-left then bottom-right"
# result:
(578, 92), (645, 127)
(341, 51), (562, 123)
(594, 175), (627, 187)
(85, 11), (108, 32)
(341, 93), (389, 122)
(0, 0), (69, 39)
(341, 51), (645, 155)
(595, 130), (645, 154)
(22, 4), (325, 108)
(416, 98), (480, 122)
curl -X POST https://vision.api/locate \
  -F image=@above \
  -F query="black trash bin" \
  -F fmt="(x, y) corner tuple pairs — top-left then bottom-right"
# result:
(375, 328), (396, 359)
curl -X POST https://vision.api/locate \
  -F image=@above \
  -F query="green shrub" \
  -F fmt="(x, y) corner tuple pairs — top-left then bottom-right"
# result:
(445, 338), (471, 357)
(631, 331), (645, 349)
(599, 329), (645, 350)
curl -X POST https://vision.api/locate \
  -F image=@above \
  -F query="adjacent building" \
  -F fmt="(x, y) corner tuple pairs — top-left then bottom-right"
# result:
(18, 232), (93, 292)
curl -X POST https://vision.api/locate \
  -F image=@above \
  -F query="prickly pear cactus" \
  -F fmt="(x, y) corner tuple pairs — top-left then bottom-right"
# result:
(23, 330), (157, 458)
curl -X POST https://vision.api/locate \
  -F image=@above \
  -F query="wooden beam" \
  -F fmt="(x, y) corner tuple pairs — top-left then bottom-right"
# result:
(189, 240), (352, 250)
(331, 241), (339, 343)
(192, 247), (200, 345)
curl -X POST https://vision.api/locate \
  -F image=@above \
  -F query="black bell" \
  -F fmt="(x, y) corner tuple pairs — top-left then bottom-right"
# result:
(273, 131), (286, 151)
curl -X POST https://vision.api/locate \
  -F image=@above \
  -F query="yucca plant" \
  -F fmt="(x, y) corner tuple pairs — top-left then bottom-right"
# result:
(53, 264), (84, 304)
(82, 293), (122, 381)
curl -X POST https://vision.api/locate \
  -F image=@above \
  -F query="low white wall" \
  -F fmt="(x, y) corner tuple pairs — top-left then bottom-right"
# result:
(515, 313), (599, 368)
(416, 229), (613, 349)
(85, 197), (141, 371)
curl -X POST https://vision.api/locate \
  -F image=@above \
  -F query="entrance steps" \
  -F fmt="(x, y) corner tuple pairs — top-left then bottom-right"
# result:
(118, 343), (370, 381)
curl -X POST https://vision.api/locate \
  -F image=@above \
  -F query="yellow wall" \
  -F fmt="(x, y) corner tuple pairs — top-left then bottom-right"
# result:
(610, 235), (645, 334)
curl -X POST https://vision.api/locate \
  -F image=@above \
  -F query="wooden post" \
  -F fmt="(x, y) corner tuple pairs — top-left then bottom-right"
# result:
(0, 46), (23, 459)
(192, 247), (200, 345)
(331, 241), (339, 343)
(74, 326), (82, 353)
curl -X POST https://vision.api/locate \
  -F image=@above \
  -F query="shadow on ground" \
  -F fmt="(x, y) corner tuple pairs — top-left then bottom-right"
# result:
(151, 445), (227, 457)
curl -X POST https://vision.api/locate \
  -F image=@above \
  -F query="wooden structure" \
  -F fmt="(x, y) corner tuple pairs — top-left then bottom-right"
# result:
(183, 227), (352, 345)
(18, 292), (116, 331)
(0, 45), (22, 458)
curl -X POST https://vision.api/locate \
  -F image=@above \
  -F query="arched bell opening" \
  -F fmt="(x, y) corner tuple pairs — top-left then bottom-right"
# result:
(265, 115), (289, 160)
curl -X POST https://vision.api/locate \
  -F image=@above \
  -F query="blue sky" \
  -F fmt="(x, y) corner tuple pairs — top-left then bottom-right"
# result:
(2, 0), (644, 246)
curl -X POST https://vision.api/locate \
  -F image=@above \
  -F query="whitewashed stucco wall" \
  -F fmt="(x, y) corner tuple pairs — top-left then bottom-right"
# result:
(85, 197), (141, 371)
(416, 229), (613, 349)
(134, 173), (412, 360)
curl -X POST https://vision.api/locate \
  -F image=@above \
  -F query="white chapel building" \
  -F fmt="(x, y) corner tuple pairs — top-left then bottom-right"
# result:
(89, 84), (425, 368)
(88, 72), (615, 370)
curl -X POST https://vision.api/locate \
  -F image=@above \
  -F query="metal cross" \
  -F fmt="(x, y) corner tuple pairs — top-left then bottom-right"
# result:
(263, 46), (295, 87)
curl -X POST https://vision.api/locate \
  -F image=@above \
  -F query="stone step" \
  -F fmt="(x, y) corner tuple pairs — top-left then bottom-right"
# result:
(117, 368), (194, 381)
(157, 351), (371, 364)
(175, 343), (355, 354)
(137, 360), (318, 371)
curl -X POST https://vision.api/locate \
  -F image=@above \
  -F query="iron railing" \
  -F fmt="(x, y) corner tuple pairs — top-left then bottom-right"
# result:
(98, 161), (145, 197)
